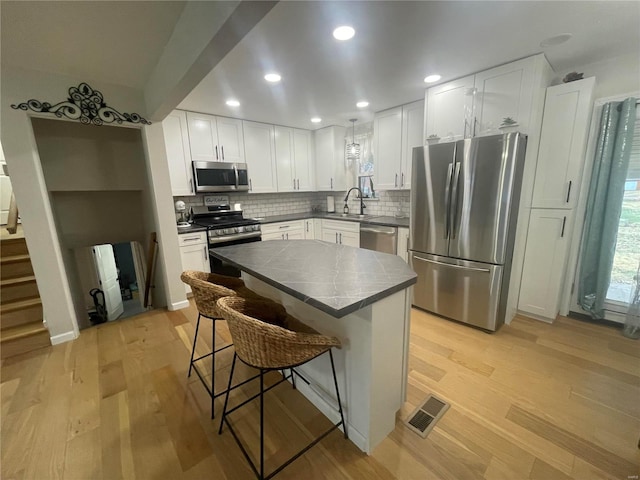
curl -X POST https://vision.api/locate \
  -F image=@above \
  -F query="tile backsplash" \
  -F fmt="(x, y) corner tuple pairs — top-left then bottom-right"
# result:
(174, 190), (410, 220)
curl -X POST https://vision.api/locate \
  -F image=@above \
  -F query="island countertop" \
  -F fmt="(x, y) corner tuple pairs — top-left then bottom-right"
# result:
(209, 240), (417, 318)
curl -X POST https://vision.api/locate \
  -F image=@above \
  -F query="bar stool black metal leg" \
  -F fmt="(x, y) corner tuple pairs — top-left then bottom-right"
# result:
(211, 319), (217, 419)
(290, 368), (297, 390)
(188, 313), (202, 378)
(260, 368), (265, 480)
(329, 350), (348, 439)
(219, 352), (237, 435)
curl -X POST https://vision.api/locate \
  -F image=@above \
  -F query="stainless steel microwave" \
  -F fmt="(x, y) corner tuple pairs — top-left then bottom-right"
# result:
(192, 162), (249, 193)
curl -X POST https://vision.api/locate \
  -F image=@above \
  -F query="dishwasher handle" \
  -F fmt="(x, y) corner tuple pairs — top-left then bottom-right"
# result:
(360, 225), (397, 235)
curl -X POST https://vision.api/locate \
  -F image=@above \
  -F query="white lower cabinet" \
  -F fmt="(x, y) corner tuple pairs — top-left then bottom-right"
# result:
(321, 219), (359, 247)
(261, 220), (305, 240)
(178, 232), (210, 294)
(397, 227), (409, 262)
(518, 209), (573, 320)
(303, 219), (315, 239)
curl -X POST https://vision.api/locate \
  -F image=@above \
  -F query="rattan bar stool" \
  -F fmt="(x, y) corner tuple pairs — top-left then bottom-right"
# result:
(216, 296), (347, 480)
(180, 270), (265, 418)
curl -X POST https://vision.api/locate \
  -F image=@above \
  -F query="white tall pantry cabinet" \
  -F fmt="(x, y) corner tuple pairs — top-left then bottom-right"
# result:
(517, 77), (595, 321)
(314, 126), (347, 191)
(163, 110), (194, 196)
(243, 121), (278, 193)
(374, 100), (424, 190)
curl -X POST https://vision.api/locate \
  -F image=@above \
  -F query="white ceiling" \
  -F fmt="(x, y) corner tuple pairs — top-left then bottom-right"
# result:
(1, 1), (638, 129)
(179, 1), (640, 129)
(1, 1), (186, 88)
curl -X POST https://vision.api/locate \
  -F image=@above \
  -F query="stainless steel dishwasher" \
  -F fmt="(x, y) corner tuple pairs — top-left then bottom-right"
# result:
(360, 225), (398, 254)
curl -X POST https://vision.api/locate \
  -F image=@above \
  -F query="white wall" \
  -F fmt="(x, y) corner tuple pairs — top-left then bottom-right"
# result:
(0, 66), (181, 343)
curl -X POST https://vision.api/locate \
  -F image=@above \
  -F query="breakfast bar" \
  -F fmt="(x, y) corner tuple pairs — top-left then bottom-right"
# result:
(209, 239), (417, 453)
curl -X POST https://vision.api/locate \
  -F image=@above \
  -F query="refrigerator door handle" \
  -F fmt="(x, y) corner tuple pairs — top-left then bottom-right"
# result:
(413, 255), (491, 273)
(444, 163), (454, 238)
(450, 162), (462, 239)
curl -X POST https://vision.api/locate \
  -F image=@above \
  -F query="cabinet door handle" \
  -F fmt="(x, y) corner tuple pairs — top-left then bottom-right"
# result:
(279, 225), (290, 229)
(401, 173), (405, 187)
(331, 177), (333, 189)
(339, 233), (343, 244)
(297, 179), (300, 190)
(203, 246), (207, 261)
(189, 179), (194, 194)
(249, 179), (252, 191)
(463, 119), (468, 138)
(566, 181), (572, 203)
(215, 145), (219, 160)
(286, 233), (289, 240)
(221, 145), (225, 160)
(183, 237), (200, 242)
(473, 117), (478, 137)
(335, 232), (338, 243)
(561, 216), (567, 238)
(395, 173), (398, 187)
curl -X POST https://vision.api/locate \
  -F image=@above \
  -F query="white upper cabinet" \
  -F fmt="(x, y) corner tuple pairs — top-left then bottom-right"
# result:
(425, 75), (475, 141)
(293, 129), (314, 191)
(186, 112), (219, 162)
(163, 110), (194, 196)
(374, 107), (403, 190)
(425, 54), (551, 140)
(216, 117), (245, 163)
(474, 57), (535, 135)
(242, 121), (277, 193)
(375, 100), (424, 190)
(186, 112), (244, 163)
(314, 126), (347, 191)
(275, 127), (315, 192)
(400, 100), (425, 189)
(531, 77), (595, 209)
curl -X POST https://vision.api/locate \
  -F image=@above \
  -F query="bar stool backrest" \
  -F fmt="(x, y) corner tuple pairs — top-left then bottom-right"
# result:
(180, 270), (246, 319)
(216, 296), (341, 370)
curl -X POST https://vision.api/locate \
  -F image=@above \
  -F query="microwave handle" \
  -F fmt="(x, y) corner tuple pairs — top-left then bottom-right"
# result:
(233, 164), (239, 189)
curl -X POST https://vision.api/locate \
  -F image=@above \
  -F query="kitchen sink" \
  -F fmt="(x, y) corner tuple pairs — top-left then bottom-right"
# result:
(325, 213), (371, 219)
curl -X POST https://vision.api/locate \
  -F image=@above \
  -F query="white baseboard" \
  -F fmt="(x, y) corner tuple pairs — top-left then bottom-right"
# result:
(50, 330), (78, 345)
(169, 300), (189, 311)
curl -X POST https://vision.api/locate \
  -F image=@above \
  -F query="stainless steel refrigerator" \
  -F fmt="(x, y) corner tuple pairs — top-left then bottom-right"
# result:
(409, 133), (526, 331)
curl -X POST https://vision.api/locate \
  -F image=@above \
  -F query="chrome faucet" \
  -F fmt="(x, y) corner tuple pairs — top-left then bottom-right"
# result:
(344, 187), (366, 215)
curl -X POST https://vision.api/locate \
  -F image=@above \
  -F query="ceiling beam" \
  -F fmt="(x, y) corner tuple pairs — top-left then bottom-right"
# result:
(144, 0), (278, 122)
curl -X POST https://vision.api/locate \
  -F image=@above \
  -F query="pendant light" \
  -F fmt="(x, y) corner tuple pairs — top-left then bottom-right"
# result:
(345, 118), (361, 167)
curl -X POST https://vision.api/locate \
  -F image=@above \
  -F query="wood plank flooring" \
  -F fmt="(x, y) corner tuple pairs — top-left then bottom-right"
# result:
(1, 302), (639, 479)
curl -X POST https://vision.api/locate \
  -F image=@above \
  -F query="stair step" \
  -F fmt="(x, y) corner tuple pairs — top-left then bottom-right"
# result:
(0, 254), (34, 280)
(1, 275), (37, 287)
(0, 322), (50, 359)
(0, 276), (39, 304)
(1, 297), (43, 314)
(0, 238), (29, 258)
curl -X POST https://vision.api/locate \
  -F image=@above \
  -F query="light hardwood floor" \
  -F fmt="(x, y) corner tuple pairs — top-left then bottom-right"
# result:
(1, 301), (639, 479)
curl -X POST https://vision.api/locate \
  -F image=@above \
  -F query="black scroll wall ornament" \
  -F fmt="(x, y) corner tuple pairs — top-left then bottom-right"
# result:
(11, 82), (151, 126)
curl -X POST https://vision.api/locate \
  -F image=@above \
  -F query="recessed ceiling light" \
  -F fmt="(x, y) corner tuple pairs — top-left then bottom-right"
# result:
(424, 74), (441, 84)
(333, 26), (355, 41)
(310, 117), (322, 123)
(226, 99), (240, 107)
(540, 33), (572, 48)
(264, 73), (281, 83)
(356, 101), (369, 108)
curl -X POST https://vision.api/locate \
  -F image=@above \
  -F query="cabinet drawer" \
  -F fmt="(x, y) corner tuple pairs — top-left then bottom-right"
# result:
(321, 219), (360, 233)
(261, 220), (305, 235)
(178, 231), (207, 246)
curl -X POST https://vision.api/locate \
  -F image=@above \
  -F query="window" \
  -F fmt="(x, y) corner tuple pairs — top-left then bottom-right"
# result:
(606, 108), (640, 307)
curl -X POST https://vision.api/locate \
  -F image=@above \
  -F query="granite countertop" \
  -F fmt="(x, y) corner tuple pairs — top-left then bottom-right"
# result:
(178, 212), (409, 235)
(209, 240), (417, 318)
(255, 212), (410, 228)
(176, 224), (207, 234)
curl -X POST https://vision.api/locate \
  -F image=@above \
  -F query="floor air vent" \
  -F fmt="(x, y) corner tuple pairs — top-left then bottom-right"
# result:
(404, 394), (450, 438)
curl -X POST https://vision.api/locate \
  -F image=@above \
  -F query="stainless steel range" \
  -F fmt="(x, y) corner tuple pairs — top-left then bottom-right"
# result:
(191, 205), (261, 276)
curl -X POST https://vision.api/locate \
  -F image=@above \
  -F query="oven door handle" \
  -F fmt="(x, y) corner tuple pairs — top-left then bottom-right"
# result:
(208, 231), (261, 244)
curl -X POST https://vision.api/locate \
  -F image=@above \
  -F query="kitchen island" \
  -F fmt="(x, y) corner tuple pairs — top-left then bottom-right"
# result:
(209, 240), (417, 453)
